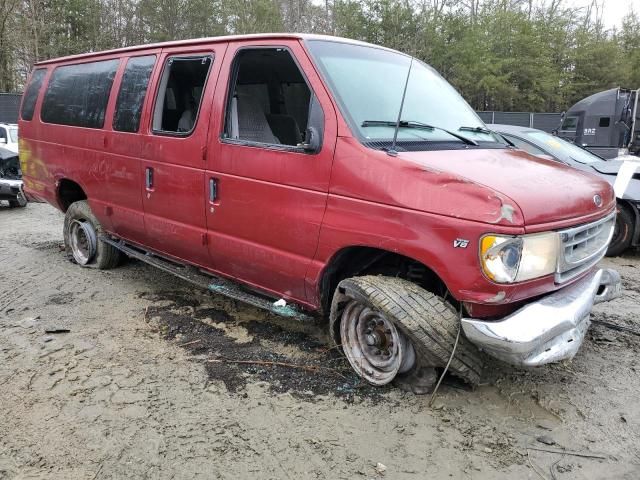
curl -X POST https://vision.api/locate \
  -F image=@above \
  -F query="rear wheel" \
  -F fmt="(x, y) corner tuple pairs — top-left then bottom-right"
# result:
(330, 275), (483, 392)
(63, 200), (122, 269)
(607, 203), (634, 257)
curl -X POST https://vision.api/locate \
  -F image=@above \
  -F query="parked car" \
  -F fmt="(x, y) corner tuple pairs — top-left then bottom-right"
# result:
(489, 124), (640, 256)
(0, 123), (19, 154)
(19, 34), (621, 392)
(0, 146), (27, 207)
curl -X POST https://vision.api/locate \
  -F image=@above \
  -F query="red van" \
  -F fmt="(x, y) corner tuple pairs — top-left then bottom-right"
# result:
(18, 34), (621, 392)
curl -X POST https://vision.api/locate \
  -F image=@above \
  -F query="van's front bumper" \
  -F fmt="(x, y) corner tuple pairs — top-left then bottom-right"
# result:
(461, 268), (621, 367)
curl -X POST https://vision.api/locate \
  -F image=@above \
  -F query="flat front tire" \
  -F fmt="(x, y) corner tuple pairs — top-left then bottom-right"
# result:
(330, 276), (483, 390)
(63, 200), (122, 269)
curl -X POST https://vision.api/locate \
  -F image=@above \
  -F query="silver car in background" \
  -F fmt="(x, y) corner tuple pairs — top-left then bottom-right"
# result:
(0, 146), (26, 208)
(489, 124), (639, 256)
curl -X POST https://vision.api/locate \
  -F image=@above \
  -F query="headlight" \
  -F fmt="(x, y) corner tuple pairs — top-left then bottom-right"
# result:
(480, 232), (559, 283)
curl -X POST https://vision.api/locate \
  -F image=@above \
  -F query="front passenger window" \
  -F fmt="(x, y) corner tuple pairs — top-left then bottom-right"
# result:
(152, 55), (212, 135)
(224, 48), (321, 150)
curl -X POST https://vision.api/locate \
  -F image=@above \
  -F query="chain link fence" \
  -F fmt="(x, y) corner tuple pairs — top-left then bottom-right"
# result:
(477, 111), (562, 133)
(0, 93), (22, 123)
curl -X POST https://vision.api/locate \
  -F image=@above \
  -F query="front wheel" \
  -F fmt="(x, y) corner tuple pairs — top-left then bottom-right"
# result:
(330, 276), (483, 392)
(63, 200), (122, 269)
(8, 191), (27, 208)
(607, 204), (635, 257)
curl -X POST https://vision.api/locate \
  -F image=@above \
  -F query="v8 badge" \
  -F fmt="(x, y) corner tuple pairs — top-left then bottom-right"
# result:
(453, 238), (469, 248)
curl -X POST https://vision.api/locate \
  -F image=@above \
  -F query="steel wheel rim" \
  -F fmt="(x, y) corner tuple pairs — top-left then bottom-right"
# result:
(339, 299), (416, 385)
(69, 219), (97, 265)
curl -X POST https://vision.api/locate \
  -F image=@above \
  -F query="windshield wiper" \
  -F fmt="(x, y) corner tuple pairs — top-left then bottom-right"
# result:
(361, 120), (478, 146)
(459, 125), (492, 134)
(497, 134), (516, 148)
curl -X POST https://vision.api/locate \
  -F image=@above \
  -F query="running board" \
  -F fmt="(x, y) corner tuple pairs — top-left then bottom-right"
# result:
(101, 237), (314, 321)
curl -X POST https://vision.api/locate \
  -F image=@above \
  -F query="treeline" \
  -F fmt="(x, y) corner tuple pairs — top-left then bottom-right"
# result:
(1, 0), (639, 111)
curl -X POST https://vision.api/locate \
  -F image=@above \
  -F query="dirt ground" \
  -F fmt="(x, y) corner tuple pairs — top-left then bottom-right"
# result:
(0, 202), (639, 480)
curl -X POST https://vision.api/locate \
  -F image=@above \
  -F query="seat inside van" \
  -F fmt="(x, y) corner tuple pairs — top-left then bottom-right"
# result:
(228, 49), (311, 146)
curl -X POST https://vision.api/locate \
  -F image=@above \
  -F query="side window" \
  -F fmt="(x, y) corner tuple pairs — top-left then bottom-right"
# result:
(504, 134), (546, 156)
(21, 68), (47, 121)
(152, 55), (212, 135)
(224, 48), (322, 150)
(113, 55), (156, 133)
(561, 116), (578, 132)
(599, 117), (610, 128)
(41, 59), (119, 128)
(0, 127), (6, 142)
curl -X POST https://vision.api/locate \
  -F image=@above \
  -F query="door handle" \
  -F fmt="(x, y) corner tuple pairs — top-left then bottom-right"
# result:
(145, 167), (154, 189)
(209, 178), (218, 202)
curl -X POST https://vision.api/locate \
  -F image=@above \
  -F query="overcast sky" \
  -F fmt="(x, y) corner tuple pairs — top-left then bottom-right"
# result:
(570, 0), (639, 28)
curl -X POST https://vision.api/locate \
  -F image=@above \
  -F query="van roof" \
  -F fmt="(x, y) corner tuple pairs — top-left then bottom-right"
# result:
(34, 33), (400, 66)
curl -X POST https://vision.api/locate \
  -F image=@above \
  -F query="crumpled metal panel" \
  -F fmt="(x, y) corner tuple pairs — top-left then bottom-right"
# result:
(461, 268), (621, 367)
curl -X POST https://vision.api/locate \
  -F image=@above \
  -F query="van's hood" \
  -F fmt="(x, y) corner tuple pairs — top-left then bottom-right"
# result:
(400, 147), (614, 226)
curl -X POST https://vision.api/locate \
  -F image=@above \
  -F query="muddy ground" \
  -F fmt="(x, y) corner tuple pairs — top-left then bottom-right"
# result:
(0, 202), (639, 479)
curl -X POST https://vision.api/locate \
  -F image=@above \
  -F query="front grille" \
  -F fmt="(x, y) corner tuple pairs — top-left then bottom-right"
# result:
(555, 211), (616, 283)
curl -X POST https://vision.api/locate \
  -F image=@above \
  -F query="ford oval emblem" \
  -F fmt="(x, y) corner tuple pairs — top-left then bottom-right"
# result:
(593, 194), (603, 207)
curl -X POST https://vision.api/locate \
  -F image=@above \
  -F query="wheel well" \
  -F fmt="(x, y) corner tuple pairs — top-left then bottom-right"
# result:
(319, 246), (449, 314)
(57, 179), (87, 211)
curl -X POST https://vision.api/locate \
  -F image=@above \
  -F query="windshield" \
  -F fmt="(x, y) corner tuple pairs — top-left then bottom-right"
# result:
(8, 127), (18, 143)
(525, 131), (601, 164)
(306, 40), (501, 148)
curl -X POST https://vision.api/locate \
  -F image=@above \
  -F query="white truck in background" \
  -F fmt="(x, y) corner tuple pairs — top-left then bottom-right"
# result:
(0, 123), (19, 153)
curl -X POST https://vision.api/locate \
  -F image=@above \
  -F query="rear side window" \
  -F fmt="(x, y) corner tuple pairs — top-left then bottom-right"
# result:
(41, 59), (119, 128)
(152, 55), (212, 135)
(21, 69), (47, 121)
(113, 55), (156, 133)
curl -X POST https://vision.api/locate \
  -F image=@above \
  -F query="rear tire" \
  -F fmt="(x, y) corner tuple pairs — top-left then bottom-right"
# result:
(330, 275), (483, 390)
(63, 200), (122, 269)
(606, 203), (634, 257)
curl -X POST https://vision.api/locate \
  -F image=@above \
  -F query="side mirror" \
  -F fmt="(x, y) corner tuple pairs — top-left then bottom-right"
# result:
(298, 126), (321, 152)
(0, 138), (6, 144)
(297, 94), (324, 154)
